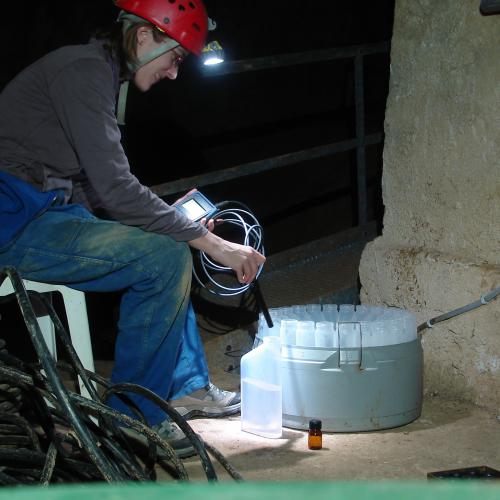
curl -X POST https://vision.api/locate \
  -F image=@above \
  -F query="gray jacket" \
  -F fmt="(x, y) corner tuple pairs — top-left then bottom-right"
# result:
(0, 39), (206, 242)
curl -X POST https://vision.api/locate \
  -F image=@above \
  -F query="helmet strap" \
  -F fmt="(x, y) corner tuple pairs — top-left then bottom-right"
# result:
(116, 11), (181, 126)
(117, 81), (129, 126)
(118, 11), (179, 73)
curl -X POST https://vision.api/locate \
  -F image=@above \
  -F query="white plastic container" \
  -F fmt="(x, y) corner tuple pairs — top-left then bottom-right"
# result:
(240, 336), (282, 438)
(314, 321), (336, 348)
(296, 320), (315, 347)
(255, 304), (422, 432)
(280, 319), (297, 346)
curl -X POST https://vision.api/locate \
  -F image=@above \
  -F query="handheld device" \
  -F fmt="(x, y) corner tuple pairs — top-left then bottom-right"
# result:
(173, 191), (218, 222)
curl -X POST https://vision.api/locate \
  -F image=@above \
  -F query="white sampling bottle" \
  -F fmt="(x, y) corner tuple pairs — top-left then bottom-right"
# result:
(240, 336), (282, 438)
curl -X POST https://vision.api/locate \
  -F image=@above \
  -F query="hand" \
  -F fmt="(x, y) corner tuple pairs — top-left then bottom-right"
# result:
(199, 217), (223, 233)
(174, 189), (220, 232)
(188, 232), (266, 284)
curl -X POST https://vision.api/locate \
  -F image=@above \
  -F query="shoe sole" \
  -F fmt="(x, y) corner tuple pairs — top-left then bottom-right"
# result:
(175, 403), (241, 420)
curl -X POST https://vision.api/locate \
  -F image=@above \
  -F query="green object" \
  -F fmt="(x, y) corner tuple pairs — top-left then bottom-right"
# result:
(0, 481), (498, 500)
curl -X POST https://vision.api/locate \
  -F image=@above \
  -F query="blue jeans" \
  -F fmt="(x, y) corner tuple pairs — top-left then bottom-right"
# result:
(0, 204), (209, 425)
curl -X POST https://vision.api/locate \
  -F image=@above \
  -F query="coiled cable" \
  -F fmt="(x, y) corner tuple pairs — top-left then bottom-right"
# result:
(0, 266), (244, 484)
(192, 200), (265, 296)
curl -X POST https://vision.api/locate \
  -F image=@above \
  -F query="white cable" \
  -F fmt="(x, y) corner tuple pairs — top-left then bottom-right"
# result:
(192, 205), (265, 296)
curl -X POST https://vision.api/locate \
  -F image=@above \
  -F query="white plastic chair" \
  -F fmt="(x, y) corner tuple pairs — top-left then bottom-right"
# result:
(0, 278), (94, 397)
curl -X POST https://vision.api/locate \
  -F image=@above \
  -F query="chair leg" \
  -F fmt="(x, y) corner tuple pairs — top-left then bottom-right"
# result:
(37, 313), (57, 358)
(61, 291), (95, 398)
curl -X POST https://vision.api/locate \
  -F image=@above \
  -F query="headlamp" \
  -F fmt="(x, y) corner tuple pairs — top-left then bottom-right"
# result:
(201, 41), (225, 66)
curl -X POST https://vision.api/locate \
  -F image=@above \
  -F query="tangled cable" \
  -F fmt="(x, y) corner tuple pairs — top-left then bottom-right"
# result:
(0, 266), (244, 485)
(192, 201), (265, 296)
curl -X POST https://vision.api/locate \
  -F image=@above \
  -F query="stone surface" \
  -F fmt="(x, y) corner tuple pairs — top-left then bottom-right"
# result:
(359, 0), (500, 410)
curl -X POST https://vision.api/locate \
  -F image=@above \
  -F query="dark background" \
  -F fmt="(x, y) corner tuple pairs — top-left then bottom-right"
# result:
(1, 0), (394, 254)
(0, 0), (395, 358)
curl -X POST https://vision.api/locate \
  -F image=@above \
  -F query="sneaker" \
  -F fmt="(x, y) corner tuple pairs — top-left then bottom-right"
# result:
(121, 420), (196, 459)
(170, 382), (241, 419)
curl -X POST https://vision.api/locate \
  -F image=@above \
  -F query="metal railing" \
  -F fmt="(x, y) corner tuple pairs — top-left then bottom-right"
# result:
(151, 42), (390, 227)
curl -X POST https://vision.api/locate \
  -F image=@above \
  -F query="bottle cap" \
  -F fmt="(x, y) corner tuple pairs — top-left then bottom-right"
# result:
(309, 418), (322, 430)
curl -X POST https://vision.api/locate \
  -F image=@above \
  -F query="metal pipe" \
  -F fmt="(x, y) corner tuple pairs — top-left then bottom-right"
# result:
(152, 133), (383, 198)
(200, 42), (390, 77)
(354, 54), (367, 225)
(417, 287), (500, 333)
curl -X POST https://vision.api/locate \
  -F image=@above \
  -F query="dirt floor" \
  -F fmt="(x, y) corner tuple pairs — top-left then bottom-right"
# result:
(2, 226), (498, 489)
(85, 227), (500, 484)
(96, 347), (500, 484)
(92, 226), (500, 483)
(179, 371), (500, 482)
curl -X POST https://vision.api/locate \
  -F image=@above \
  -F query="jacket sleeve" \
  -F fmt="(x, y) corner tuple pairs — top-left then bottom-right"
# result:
(48, 57), (207, 242)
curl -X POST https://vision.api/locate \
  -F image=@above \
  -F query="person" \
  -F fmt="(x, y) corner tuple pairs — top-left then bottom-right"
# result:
(0, 0), (265, 458)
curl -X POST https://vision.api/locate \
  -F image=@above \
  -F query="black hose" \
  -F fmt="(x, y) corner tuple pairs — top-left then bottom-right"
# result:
(36, 295), (144, 464)
(35, 293), (100, 402)
(0, 469), (20, 485)
(69, 393), (189, 480)
(204, 441), (244, 481)
(2, 267), (124, 482)
(0, 413), (41, 452)
(100, 383), (218, 481)
(0, 266), (244, 484)
(40, 442), (57, 486)
(80, 370), (164, 469)
(0, 364), (33, 386)
(98, 435), (149, 481)
(35, 293), (143, 475)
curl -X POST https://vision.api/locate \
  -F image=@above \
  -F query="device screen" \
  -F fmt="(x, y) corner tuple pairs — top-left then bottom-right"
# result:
(181, 199), (206, 221)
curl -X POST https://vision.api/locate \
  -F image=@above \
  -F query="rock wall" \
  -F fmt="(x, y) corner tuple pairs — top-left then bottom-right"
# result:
(359, 0), (500, 409)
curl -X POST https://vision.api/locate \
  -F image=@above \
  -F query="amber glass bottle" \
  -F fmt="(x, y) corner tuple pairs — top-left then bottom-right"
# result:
(308, 419), (322, 450)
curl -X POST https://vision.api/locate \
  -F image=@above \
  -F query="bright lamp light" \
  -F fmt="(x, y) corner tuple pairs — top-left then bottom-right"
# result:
(202, 40), (225, 66)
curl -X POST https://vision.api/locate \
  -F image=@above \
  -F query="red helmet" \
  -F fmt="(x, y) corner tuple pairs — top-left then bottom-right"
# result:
(115, 0), (208, 56)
